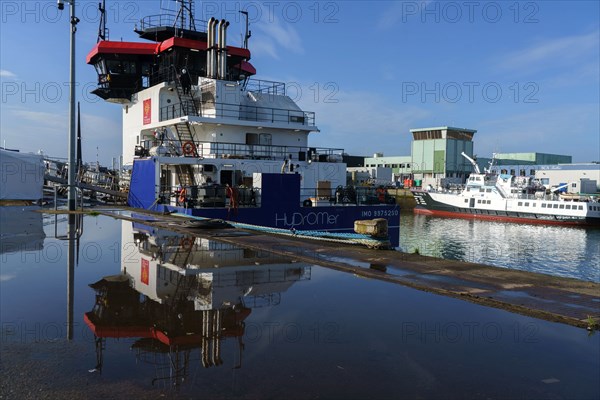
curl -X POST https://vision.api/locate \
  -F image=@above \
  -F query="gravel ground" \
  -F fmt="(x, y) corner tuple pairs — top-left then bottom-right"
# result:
(0, 342), (172, 400)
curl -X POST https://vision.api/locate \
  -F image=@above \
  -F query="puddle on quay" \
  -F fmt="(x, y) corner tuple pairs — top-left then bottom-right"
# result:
(1, 207), (599, 399)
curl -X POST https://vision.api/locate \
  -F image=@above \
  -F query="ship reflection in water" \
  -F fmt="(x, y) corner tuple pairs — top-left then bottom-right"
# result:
(1, 211), (599, 399)
(84, 221), (311, 387)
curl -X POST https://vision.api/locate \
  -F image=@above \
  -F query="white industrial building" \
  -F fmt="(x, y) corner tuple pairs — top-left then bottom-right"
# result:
(489, 163), (599, 193)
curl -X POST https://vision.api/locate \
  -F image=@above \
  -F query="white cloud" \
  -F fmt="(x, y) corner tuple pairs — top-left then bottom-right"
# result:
(0, 273), (17, 282)
(377, 0), (432, 30)
(304, 89), (430, 156)
(496, 31), (599, 73)
(0, 69), (16, 78)
(1, 106), (121, 164)
(12, 109), (66, 130)
(476, 104), (600, 162)
(251, 16), (304, 59)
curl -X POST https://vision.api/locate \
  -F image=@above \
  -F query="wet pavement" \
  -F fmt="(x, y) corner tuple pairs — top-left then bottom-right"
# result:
(1, 208), (599, 399)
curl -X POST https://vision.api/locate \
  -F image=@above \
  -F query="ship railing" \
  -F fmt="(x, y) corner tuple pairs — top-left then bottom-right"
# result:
(159, 184), (260, 208)
(141, 138), (344, 162)
(199, 142), (342, 161)
(160, 101), (316, 126)
(137, 14), (207, 32)
(160, 100), (197, 121)
(210, 267), (310, 288)
(245, 79), (286, 96)
(300, 186), (396, 206)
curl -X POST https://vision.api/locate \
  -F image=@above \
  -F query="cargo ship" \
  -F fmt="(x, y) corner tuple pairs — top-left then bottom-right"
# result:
(86, 0), (399, 246)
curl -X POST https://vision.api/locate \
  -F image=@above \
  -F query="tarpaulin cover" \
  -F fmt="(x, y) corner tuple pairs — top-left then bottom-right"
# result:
(0, 149), (44, 200)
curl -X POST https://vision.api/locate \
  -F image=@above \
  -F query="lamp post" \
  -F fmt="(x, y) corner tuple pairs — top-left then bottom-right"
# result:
(59, 0), (79, 341)
(59, 0), (79, 213)
(68, 0), (78, 215)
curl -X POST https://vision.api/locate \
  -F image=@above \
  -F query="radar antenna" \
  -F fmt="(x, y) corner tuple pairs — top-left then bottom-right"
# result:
(239, 11), (252, 49)
(97, 0), (108, 42)
(173, 0), (196, 33)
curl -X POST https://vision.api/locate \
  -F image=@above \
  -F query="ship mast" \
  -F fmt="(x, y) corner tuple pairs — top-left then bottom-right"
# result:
(173, 0), (196, 34)
(97, 0), (108, 42)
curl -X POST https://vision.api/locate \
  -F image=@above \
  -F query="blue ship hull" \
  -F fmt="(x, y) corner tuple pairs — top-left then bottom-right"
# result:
(128, 159), (400, 247)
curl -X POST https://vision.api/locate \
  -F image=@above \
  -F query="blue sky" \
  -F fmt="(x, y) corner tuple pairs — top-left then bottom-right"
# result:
(1, 0), (598, 165)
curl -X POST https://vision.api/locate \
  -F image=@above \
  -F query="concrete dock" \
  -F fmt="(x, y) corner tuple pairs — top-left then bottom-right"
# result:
(50, 207), (600, 330)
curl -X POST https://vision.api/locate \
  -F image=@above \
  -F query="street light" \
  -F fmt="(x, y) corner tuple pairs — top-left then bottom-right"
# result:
(58, 0), (79, 342)
(58, 0), (79, 213)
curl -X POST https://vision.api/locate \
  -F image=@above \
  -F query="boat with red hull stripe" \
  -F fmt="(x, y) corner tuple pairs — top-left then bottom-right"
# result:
(411, 153), (600, 227)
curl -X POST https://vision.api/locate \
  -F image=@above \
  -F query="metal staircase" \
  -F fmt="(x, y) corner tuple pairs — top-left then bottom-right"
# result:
(173, 123), (198, 157)
(171, 66), (199, 157)
(174, 164), (195, 187)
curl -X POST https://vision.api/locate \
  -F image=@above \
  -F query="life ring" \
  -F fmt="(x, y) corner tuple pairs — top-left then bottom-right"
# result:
(180, 237), (193, 250)
(178, 187), (187, 205)
(182, 141), (196, 156)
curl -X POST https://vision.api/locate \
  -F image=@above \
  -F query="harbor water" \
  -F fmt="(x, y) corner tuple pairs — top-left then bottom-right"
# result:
(398, 212), (600, 283)
(1, 207), (599, 399)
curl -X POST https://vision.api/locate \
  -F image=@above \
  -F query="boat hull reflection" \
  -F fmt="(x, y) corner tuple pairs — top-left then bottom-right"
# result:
(84, 221), (311, 386)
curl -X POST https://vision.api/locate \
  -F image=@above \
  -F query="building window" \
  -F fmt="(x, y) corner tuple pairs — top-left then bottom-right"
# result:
(530, 169), (535, 175)
(518, 202), (523, 206)
(566, 205), (571, 209)
(510, 169), (516, 176)
(525, 202), (529, 207)
(541, 203), (546, 208)
(559, 204), (565, 209)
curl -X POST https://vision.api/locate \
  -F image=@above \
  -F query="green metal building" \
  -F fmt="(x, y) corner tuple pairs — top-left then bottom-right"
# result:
(409, 126), (476, 187)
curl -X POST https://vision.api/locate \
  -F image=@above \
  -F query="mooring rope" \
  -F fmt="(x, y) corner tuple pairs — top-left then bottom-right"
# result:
(172, 213), (391, 249)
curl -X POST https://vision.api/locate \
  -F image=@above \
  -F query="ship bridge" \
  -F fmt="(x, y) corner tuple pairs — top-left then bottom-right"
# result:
(86, 12), (255, 103)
